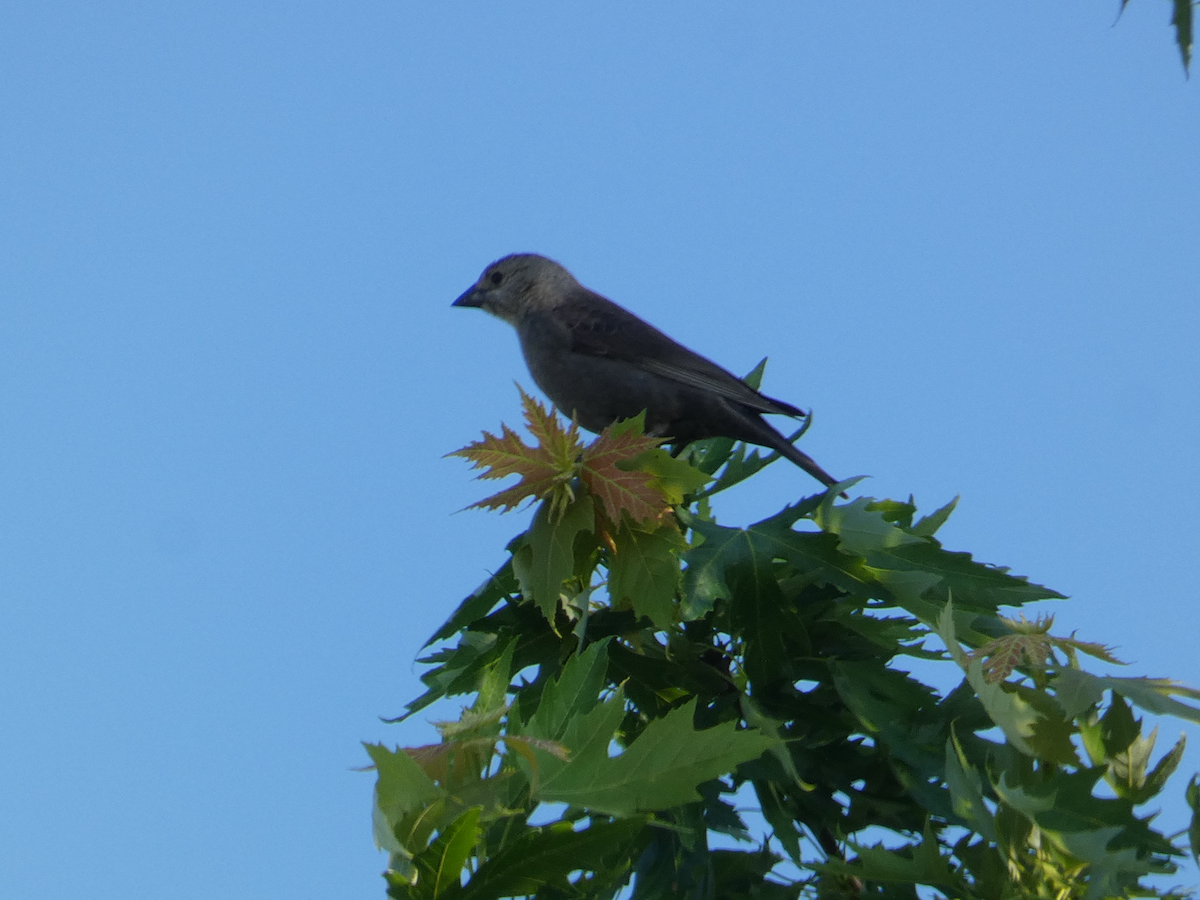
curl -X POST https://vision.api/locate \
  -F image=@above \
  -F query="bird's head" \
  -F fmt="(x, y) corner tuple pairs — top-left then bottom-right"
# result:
(452, 253), (575, 324)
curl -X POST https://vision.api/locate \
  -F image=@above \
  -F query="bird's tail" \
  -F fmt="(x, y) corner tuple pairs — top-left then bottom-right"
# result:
(775, 439), (847, 497)
(737, 413), (848, 498)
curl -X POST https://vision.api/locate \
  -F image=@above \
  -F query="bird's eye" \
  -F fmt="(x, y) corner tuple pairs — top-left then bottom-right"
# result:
(490, 271), (504, 286)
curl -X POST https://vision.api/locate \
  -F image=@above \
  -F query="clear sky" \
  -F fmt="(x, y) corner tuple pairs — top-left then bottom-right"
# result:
(2, 3), (1198, 897)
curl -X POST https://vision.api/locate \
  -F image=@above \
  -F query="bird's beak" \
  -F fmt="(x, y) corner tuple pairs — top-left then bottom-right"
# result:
(452, 285), (484, 308)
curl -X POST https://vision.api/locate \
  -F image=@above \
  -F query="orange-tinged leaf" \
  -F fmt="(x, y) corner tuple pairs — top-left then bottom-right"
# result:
(449, 390), (587, 513)
(405, 739), (495, 786)
(974, 634), (1053, 683)
(449, 423), (563, 512)
(519, 385), (584, 469)
(580, 423), (669, 527)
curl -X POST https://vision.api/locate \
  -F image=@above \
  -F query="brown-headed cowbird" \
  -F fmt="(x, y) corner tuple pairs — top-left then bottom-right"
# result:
(453, 253), (842, 491)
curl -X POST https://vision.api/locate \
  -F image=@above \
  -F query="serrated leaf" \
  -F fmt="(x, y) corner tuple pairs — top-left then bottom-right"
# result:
(535, 699), (777, 815)
(939, 604), (1049, 758)
(1084, 674), (1200, 725)
(470, 638), (515, 717)
(1002, 764), (1176, 858)
(680, 501), (867, 619)
(831, 661), (943, 774)
(459, 819), (647, 900)
(449, 386), (583, 514)
(411, 805), (481, 898)
(1052, 633), (1124, 666)
(1173, 0), (1193, 73)
(449, 423), (564, 512)
(911, 496), (959, 537)
(514, 496), (595, 621)
(814, 496), (924, 556)
(740, 697), (803, 785)
(945, 731), (997, 840)
(518, 384), (584, 468)
(580, 416), (669, 526)
(524, 638), (611, 741)
(1099, 693), (1140, 759)
(367, 742), (442, 822)
(1055, 826), (1158, 900)
(608, 522), (685, 629)
(625, 445), (711, 503)
(993, 771), (1056, 819)
(726, 558), (799, 689)
(882, 541), (1065, 616)
(842, 822), (959, 886)
(368, 742), (447, 862)
(405, 738), (496, 790)
(1186, 775), (1200, 864)
(1141, 731), (1186, 801)
(1053, 666), (1106, 719)
(523, 688), (628, 796)
(425, 563), (517, 648)
(974, 633), (1053, 683)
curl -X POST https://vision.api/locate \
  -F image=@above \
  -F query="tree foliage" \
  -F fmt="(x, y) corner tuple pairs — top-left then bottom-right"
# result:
(371, 381), (1200, 899)
(1123, 0), (1196, 73)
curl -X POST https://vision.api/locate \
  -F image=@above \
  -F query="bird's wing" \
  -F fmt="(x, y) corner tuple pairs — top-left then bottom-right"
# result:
(545, 288), (805, 418)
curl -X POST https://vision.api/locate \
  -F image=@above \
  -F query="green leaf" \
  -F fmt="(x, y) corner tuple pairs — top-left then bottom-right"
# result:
(524, 637), (611, 741)
(945, 730), (998, 841)
(526, 688), (628, 796)
(513, 495), (595, 621)
(940, 604), (1078, 763)
(1066, 672), (1200, 725)
(368, 742), (447, 864)
(1055, 826), (1160, 900)
(608, 522), (686, 629)
(470, 639), (515, 718)
(625, 445), (711, 502)
(680, 502), (868, 619)
(400, 632), (506, 721)
(367, 742), (442, 823)
(411, 806), (480, 898)
(535, 699), (777, 815)
(842, 822), (960, 887)
(725, 560), (796, 688)
(997, 763), (1177, 864)
(459, 818), (646, 900)
(1186, 775), (1200, 864)
(740, 697), (804, 786)
(1098, 692), (1140, 760)
(830, 661), (943, 778)
(1053, 666), (1105, 719)
(1139, 730), (1186, 803)
(870, 497), (917, 529)
(425, 561), (517, 647)
(1172, 0), (1193, 73)
(880, 540), (1064, 617)
(814, 495), (924, 556)
(911, 495), (959, 537)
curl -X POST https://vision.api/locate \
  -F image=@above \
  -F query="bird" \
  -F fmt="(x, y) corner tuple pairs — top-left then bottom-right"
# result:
(452, 253), (842, 492)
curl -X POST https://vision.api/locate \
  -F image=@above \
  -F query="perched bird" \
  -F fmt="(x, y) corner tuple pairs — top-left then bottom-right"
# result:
(453, 253), (842, 492)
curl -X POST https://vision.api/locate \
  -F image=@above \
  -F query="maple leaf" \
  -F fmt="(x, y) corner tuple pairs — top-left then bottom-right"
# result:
(448, 387), (584, 515)
(579, 417), (670, 528)
(971, 614), (1124, 684)
(975, 634), (1054, 683)
(518, 385), (582, 470)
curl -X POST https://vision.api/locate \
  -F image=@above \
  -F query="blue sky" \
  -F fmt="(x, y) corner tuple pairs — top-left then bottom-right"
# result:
(2, 3), (1198, 897)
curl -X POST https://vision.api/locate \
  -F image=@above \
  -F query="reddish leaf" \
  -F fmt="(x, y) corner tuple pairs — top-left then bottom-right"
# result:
(448, 389), (585, 513)
(519, 385), (583, 469)
(580, 423), (669, 527)
(974, 634), (1053, 683)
